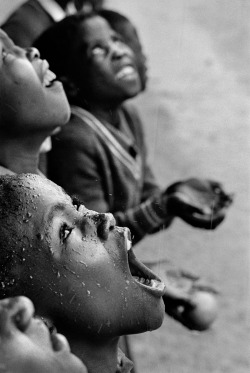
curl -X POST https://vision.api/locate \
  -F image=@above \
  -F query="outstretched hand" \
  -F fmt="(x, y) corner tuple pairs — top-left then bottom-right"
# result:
(165, 178), (233, 229)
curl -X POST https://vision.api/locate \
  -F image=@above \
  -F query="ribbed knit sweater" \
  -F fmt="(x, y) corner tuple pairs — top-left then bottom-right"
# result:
(48, 102), (173, 244)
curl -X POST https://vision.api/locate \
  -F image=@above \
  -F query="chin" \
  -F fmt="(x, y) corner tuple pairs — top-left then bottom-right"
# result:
(124, 297), (165, 336)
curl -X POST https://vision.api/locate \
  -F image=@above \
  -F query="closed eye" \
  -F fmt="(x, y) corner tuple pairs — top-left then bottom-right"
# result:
(2, 49), (8, 61)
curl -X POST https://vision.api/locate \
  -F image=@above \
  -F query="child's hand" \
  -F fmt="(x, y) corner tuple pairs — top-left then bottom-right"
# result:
(163, 285), (218, 331)
(165, 178), (233, 229)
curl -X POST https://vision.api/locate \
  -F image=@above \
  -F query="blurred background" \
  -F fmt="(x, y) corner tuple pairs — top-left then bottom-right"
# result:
(107, 1), (250, 372)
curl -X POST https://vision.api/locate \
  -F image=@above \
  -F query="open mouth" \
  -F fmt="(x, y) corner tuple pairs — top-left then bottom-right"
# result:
(116, 65), (138, 81)
(125, 231), (165, 297)
(43, 69), (57, 88)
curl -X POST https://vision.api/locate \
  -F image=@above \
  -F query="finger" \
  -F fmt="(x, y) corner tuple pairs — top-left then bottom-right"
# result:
(180, 211), (225, 229)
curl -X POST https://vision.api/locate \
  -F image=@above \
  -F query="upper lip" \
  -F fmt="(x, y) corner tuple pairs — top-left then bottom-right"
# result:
(41, 59), (56, 87)
(114, 59), (137, 75)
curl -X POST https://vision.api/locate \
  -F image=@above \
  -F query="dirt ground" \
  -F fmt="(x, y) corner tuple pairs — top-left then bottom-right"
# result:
(107, 1), (250, 372)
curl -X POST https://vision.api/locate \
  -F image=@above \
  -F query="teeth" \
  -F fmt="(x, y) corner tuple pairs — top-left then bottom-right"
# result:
(116, 66), (135, 79)
(133, 276), (151, 285)
(43, 70), (56, 87)
(126, 237), (132, 251)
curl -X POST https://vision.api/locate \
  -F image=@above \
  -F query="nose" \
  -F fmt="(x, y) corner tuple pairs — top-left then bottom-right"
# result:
(110, 41), (128, 60)
(25, 47), (40, 62)
(95, 213), (116, 240)
(0, 296), (34, 333)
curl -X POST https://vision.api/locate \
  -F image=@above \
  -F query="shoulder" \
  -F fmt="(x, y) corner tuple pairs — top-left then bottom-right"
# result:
(53, 111), (100, 151)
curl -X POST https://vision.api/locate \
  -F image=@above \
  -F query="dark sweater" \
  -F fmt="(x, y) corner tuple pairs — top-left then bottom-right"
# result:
(48, 103), (172, 244)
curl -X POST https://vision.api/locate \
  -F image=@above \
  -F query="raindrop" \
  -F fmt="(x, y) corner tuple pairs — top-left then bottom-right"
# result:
(57, 271), (60, 278)
(82, 282), (85, 287)
(87, 290), (91, 296)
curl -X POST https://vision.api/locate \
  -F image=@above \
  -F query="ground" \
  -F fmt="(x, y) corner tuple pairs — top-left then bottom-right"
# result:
(107, 1), (250, 372)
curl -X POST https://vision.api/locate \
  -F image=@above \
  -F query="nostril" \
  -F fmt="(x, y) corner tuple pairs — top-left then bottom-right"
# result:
(96, 213), (115, 240)
(26, 47), (40, 61)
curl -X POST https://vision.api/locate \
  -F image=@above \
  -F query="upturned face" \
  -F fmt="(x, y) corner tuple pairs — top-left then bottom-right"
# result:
(0, 296), (87, 373)
(74, 16), (141, 106)
(0, 30), (70, 135)
(4, 174), (165, 338)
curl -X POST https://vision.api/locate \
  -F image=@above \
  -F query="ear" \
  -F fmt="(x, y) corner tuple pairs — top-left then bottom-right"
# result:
(60, 76), (79, 100)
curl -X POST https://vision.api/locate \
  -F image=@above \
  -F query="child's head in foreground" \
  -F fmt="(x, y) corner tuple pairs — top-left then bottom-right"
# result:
(0, 29), (70, 137)
(0, 296), (87, 373)
(35, 13), (142, 109)
(0, 174), (165, 340)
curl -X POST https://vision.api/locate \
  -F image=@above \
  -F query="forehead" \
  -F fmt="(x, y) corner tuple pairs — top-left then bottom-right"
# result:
(0, 29), (15, 49)
(18, 176), (71, 206)
(79, 15), (115, 45)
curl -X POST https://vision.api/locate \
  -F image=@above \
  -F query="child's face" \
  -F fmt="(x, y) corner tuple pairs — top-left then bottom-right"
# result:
(76, 16), (141, 105)
(0, 296), (87, 373)
(8, 174), (165, 337)
(0, 30), (70, 133)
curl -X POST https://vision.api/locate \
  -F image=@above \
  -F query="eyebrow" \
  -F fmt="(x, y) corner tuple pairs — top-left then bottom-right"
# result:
(46, 202), (69, 227)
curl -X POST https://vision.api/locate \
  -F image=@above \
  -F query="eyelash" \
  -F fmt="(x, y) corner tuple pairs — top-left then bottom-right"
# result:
(2, 49), (8, 61)
(60, 223), (74, 243)
(72, 196), (82, 211)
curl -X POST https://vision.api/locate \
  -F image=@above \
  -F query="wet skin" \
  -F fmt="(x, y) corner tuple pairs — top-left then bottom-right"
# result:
(3, 174), (165, 338)
(74, 16), (141, 106)
(0, 296), (87, 373)
(0, 29), (70, 135)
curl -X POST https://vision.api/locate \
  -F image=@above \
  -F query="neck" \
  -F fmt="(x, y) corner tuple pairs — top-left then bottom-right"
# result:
(67, 333), (120, 373)
(87, 102), (121, 127)
(0, 134), (44, 174)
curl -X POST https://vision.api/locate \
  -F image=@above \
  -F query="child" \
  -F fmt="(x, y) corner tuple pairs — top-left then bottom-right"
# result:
(0, 173), (167, 373)
(99, 9), (148, 91)
(0, 295), (87, 373)
(35, 13), (232, 245)
(0, 28), (70, 175)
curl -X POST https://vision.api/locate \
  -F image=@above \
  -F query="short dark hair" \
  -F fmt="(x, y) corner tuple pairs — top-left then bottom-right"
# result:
(0, 174), (32, 298)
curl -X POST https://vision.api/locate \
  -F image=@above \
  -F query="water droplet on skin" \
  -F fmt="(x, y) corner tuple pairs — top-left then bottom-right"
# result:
(87, 290), (91, 296)
(36, 233), (44, 241)
(125, 280), (130, 285)
(57, 272), (60, 278)
(96, 283), (101, 287)
(69, 294), (76, 304)
(82, 282), (85, 287)
(79, 261), (88, 268)
(29, 276), (33, 279)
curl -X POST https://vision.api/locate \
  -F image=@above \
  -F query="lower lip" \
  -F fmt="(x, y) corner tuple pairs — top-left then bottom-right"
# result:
(47, 80), (64, 91)
(134, 277), (166, 298)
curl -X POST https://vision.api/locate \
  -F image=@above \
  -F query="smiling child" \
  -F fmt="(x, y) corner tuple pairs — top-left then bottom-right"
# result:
(0, 173), (166, 373)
